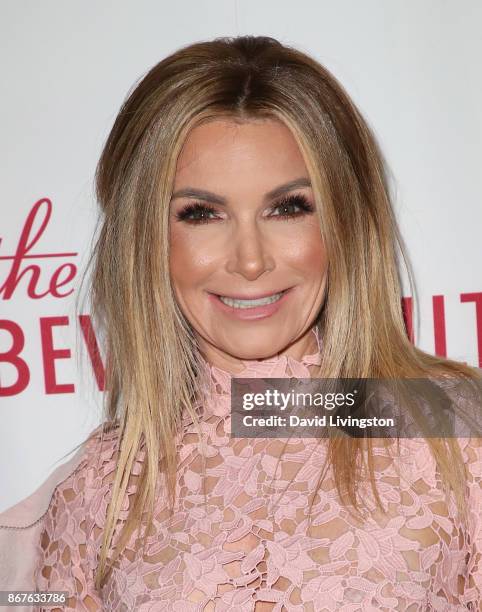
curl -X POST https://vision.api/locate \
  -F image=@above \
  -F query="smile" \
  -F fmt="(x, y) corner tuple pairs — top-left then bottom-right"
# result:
(217, 291), (286, 309)
(207, 287), (293, 321)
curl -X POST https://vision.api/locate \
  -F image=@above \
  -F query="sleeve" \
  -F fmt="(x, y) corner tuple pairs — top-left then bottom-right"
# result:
(460, 436), (482, 609)
(33, 452), (105, 611)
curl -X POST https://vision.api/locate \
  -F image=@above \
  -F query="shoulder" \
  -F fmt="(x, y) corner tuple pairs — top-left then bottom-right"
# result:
(382, 437), (482, 489)
(44, 424), (122, 528)
(396, 436), (482, 466)
(0, 423), (120, 531)
(0, 424), (120, 591)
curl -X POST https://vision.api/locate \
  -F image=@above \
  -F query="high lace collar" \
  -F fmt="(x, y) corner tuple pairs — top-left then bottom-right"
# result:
(182, 326), (323, 424)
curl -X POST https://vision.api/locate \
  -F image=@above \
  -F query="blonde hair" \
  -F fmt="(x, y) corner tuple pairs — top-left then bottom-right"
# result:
(76, 35), (481, 589)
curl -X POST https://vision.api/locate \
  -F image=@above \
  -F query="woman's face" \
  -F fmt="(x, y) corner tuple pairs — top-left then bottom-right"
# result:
(169, 118), (328, 371)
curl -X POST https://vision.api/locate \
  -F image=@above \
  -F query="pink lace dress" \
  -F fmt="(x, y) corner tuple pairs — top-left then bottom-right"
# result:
(33, 329), (482, 611)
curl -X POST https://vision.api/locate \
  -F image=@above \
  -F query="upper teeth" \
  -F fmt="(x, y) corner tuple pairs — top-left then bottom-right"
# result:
(219, 291), (284, 309)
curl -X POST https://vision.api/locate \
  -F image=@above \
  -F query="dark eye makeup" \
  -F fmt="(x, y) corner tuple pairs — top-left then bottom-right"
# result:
(174, 194), (315, 225)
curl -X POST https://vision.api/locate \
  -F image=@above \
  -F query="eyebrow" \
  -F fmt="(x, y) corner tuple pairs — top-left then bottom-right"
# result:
(170, 177), (312, 205)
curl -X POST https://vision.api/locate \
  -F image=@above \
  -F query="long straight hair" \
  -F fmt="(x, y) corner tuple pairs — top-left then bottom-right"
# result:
(77, 35), (481, 589)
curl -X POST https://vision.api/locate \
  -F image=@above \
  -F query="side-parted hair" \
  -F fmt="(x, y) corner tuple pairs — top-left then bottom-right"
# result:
(76, 35), (482, 589)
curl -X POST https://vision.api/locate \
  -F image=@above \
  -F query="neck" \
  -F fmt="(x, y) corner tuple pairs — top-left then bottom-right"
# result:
(197, 325), (322, 376)
(183, 325), (323, 425)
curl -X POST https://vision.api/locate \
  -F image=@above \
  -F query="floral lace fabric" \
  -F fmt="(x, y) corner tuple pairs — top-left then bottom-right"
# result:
(34, 328), (482, 611)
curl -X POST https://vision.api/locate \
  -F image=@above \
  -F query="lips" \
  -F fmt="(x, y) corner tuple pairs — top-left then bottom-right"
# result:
(210, 288), (290, 300)
(207, 286), (294, 320)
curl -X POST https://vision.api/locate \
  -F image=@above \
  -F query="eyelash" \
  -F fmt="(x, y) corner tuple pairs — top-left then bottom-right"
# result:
(174, 194), (315, 225)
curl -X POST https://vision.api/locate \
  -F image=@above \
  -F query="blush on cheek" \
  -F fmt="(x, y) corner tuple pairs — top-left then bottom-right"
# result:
(282, 226), (326, 269)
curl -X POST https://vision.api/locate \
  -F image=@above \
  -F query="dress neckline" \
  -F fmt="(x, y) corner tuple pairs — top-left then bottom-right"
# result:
(181, 326), (323, 425)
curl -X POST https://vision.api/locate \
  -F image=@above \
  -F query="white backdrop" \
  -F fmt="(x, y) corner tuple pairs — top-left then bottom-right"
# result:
(1, 0), (481, 512)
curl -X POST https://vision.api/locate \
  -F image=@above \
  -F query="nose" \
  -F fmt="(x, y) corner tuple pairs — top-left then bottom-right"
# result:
(225, 220), (274, 281)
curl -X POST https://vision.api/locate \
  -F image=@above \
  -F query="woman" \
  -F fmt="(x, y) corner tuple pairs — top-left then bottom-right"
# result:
(1, 35), (480, 610)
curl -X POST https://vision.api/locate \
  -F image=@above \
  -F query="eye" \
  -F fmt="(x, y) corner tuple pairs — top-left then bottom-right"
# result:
(268, 194), (315, 220)
(173, 194), (315, 225)
(174, 202), (222, 225)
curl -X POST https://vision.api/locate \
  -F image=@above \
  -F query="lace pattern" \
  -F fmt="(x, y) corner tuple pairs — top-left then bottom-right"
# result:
(34, 329), (482, 611)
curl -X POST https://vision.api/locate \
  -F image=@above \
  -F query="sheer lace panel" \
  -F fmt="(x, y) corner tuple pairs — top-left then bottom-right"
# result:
(34, 328), (482, 610)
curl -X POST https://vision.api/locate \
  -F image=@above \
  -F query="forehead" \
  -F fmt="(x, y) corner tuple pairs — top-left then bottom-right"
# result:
(174, 118), (308, 184)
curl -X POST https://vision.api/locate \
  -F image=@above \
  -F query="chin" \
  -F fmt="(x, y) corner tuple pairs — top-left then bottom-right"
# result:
(221, 336), (288, 361)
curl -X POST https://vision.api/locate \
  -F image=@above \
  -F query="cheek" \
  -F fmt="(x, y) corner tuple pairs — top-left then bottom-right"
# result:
(281, 224), (327, 277)
(169, 225), (218, 289)
(169, 227), (192, 290)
